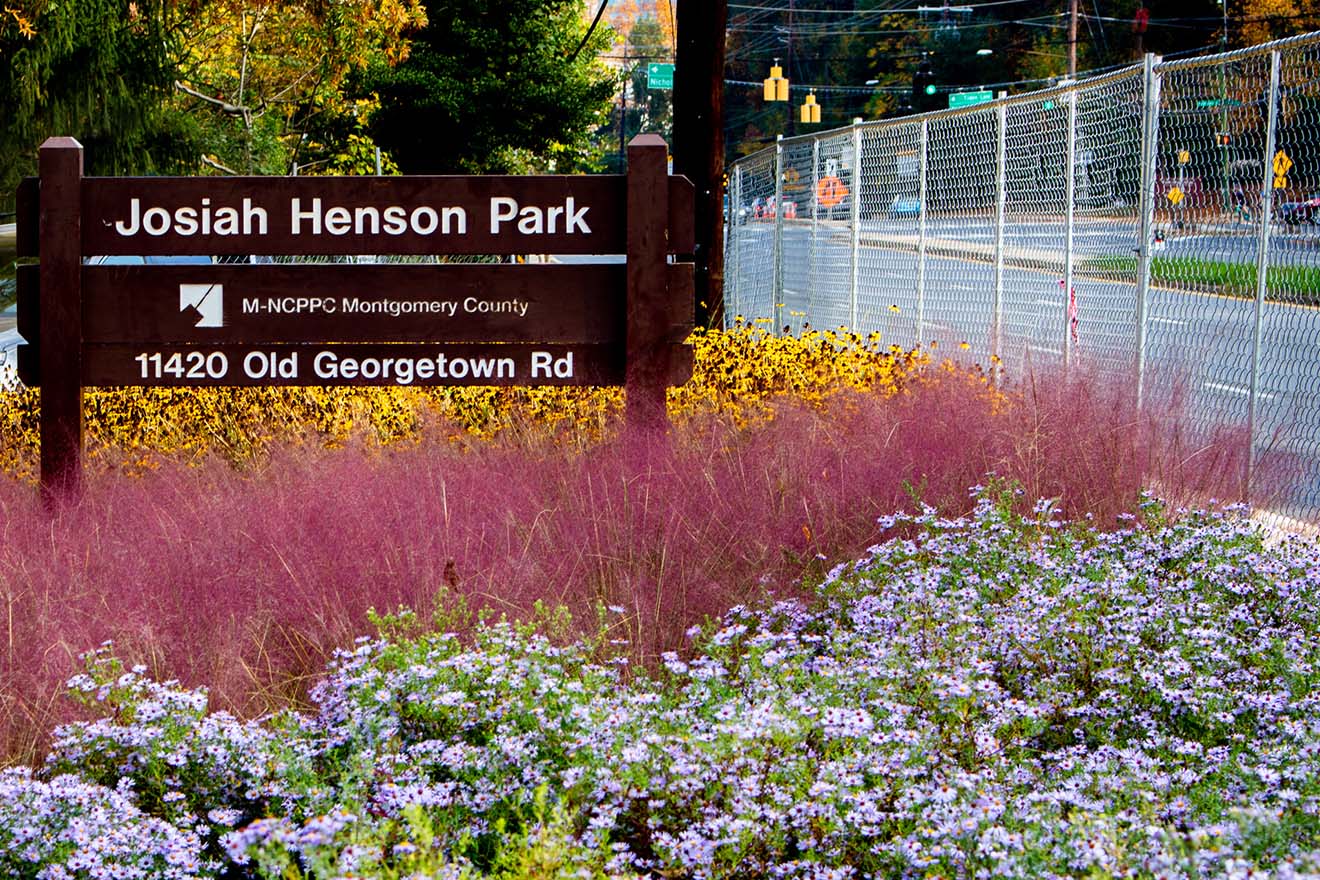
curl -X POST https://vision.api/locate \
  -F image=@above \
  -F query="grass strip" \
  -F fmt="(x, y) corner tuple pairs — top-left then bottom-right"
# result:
(1084, 254), (1320, 303)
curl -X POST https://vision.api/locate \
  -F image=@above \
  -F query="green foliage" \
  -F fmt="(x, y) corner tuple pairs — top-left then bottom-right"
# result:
(368, 0), (618, 173)
(170, 1), (425, 176)
(0, 0), (197, 200)
(1084, 254), (1320, 302)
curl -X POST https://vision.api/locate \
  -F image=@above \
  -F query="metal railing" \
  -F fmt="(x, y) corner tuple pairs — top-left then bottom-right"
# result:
(726, 31), (1320, 523)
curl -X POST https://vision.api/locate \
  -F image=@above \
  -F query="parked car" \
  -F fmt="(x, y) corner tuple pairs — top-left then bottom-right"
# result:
(1278, 195), (1320, 225)
(889, 195), (921, 217)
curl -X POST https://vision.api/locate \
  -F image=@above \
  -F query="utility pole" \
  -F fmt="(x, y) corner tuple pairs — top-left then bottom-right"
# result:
(674, 0), (729, 327)
(787, 0), (795, 137)
(1068, 0), (1079, 78)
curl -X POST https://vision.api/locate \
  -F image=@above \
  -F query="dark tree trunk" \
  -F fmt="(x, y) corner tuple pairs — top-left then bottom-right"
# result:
(672, 0), (727, 328)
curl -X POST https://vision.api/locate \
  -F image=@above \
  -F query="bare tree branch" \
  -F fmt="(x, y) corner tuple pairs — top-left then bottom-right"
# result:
(200, 154), (240, 175)
(175, 80), (250, 115)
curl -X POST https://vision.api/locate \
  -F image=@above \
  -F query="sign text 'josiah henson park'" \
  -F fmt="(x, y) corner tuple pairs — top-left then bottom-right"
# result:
(111, 195), (594, 239)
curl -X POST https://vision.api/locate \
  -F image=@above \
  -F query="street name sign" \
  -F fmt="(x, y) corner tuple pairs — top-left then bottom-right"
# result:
(15, 135), (695, 497)
(948, 90), (993, 109)
(647, 63), (674, 90)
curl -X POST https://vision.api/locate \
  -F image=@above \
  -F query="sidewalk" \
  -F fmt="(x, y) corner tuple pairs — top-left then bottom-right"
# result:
(807, 221), (1072, 274)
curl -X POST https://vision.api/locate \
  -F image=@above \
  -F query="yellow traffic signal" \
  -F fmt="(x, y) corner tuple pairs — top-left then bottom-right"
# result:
(763, 59), (789, 102)
(800, 90), (821, 123)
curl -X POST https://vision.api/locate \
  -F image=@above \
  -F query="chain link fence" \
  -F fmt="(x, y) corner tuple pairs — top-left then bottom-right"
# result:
(727, 31), (1320, 524)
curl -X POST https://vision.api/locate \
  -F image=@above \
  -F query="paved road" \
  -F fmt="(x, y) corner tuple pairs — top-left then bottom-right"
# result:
(728, 221), (1320, 517)
(855, 214), (1320, 265)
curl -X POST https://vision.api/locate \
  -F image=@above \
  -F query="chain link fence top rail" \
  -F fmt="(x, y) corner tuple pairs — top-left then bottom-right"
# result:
(726, 31), (1320, 524)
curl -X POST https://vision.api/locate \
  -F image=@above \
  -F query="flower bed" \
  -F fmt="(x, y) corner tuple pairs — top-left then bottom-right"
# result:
(5, 488), (1319, 878)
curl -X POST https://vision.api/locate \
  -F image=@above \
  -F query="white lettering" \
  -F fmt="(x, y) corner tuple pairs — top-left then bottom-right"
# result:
(490, 197), (518, 233)
(383, 206), (408, 235)
(244, 350), (270, 379)
(324, 206), (352, 235)
(354, 206), (380, 235)
(531, 351), (573, 378)
(142, 207), (171, 236)
(213, 206), (239, 235)
(411, 206), (438, 236)
(175, 206), (198, 236)
(115, 198), (142, 235)
(311, 350), (512, 385)
(115, 196), (270, 237)
(531, 351), (552, 377)
(463, 297), (529, 317)
(564, 197), (590, 234)
(242, 351), (296, 379)
(517, 206), (543, 235)
(243, 198), (267, 235)
(291, 197), (320, 235)
(442, 206), (467, 234)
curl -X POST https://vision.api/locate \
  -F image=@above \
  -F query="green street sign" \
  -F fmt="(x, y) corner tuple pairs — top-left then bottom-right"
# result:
(1042, 100), (1055, 110)
(1196, 98), (1243, 108)
(948, 90), (994, 109)
(647, 63), (674, 90)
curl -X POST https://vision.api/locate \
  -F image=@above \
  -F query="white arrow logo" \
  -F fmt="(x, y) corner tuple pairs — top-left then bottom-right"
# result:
(179, 283), (223, 328)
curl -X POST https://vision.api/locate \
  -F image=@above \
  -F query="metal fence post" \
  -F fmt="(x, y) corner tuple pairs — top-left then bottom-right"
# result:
(730, 164), (742, 324)
(850, 120), (863, 331)
(1135, 53), (1163, 409)
(773, 135), (785, 334)
(917, 118), (930, 346)
(1064, 87), (1078, 370)
(810, 136), (820, 325)
(1246, 49), (1283, 502)
(992, 100), (1007, 379)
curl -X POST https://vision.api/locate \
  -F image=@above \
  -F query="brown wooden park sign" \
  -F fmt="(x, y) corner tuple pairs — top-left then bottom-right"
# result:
(15, 134), (695, 495)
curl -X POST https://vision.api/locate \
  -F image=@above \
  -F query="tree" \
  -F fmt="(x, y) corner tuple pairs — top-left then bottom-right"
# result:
(1237, 0), (1320, 46)
(367, 0), (617, 173)
(598, 15), (674, 172)
(1, 0), (194, 204)
(170, 0), (427, 175)
(604, 0), (676, 52)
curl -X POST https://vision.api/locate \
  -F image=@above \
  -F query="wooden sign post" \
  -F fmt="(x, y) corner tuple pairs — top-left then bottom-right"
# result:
(15, 134), (695, 498)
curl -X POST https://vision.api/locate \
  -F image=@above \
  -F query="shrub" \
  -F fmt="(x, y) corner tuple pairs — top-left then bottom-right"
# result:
(0, 332), (1246, 767)
(16, 492), (1320, 878)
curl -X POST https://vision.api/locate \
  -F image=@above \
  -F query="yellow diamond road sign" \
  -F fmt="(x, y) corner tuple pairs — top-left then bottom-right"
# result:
(1177, 149), (1191, 165)
(1167, 186), (1184, 205)
(1274, 149), (1293, 176)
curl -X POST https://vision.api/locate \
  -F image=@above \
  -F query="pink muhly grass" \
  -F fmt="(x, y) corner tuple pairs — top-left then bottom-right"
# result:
(0, 364), (1247, 765)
